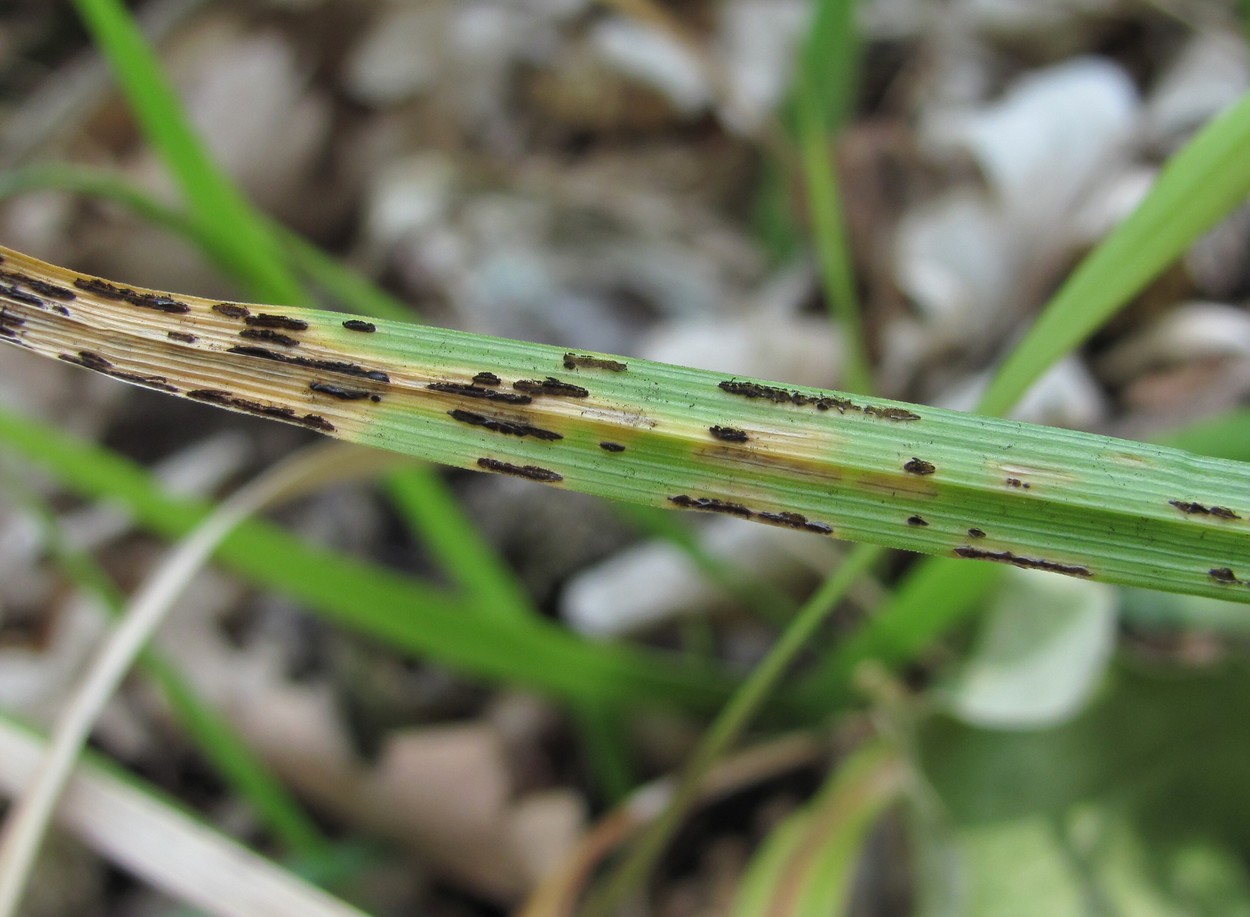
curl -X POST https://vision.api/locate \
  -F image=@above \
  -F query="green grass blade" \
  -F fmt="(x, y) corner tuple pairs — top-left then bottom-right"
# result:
(277, 229), (416, 324)
(385, 467), (535, 621)
(978, 89), (1250, 415)
(796, 407), (1250, 705)
(5, 480), (329, 858)
(582, 545), (884, 916)
(70, 0), (305, 306)
(732, 739), (903, 917)
(0, 406), (738, 712)
(1164, 409), (1250, 461)
(3, 245), (1248, 604)
(793, 0), (870, 394)
(796, 0), (861, 133)
(796, 82), (871, 394)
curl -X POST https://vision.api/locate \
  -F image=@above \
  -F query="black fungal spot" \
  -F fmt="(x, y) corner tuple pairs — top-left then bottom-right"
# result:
(1210, 567), (1239, 584)
(73, 351), (112, 371)
(342, 320), (376, 333)
(476, 458), (563, 482)
(189, 389), (330, 429)
(670, 497), (833, 534)
(60, 351), (177, 392)
(213, 303), (251, 319)
(473, 372), (501, 386)
(1170, 499), (1241, 520)
(709, 425), (749, 443)
(20, 278), (75, 300)
(954, 546), (1091, 578)
(719, 380), (793, 403)
(0, 307), (26, 328)
(74, 278), (127, 300)
(669, 495), (752, 517)
(755, 511), (834, 534)
(968, 527), (987, 538)
(1005, 477), (1030, 490)
(300, 415), (335, 432)
(74, 277), (192, 314)
(0, 271), (75, 301)
(239, 328), (300, 347)
(310, 381), (374, 401)
(427, 382), (532, 404)
(0, 326), (17, 339)
(564, 353), (627, 372)
(227, 346), (391, 383)
(167, 331), (197, 343)
(51, 305), (71, 316)
(904, 458), (936, 475)
(513, 377), (590, 398)
(3, 285), (45, 308)
(187, 389), (232, 405)
(599, 441), (626, 452)
(907, 515), (928, 526)
(718, 379), (854, 412)
(105, 370), (178, 393)
(448, 409), (563, 440)
(246, 313), (308, 332)
(865, 405), (921, 422)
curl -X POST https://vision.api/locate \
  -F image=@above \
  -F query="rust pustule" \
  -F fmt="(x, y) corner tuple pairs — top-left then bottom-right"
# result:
(0, 270), (75, 300)
(1170, 500), (1241, 520)
(864, 405), (921, 422)
(239, 328), (300, 347)
(246, 313), (309, 331)
(709, 425), (749, 443)
(448, 409), (562, 440)
(310, 381), (375, 401)
(428, 382), (532, 404)
(564, 353), (627, 372)
(213, 303), (251, 319)
(955, 546), (1091, 577)
(669, 495), (752, 517)
(3, 285), (45, 308)
(513, 377), (589, 398)
(74, 278), (190, 314)
(717, 379), (855, 412)
(476, 458), (563, 482)
(755, 511), (833, 534)
(227, 345), (391, 383)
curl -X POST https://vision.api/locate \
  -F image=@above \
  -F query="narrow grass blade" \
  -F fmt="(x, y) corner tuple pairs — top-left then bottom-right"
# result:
(6, 480), (328, 858)
(0, 444), (368, 917)
(70, 0), (305, 305)
(978, 89), (1250, 415)
(0, 406), (740, 713)
(2, 245), (1247, 604)
(0, 717), (366, 917)
(731, 740), (904, 917)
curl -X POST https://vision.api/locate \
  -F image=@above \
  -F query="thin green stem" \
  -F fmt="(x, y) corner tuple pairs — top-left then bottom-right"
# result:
(796, 82), (872, 394)
(580, 543), (880, 916)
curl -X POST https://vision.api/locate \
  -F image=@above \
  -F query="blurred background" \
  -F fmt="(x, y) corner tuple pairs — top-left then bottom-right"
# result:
(1, 1), (1250, 915)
